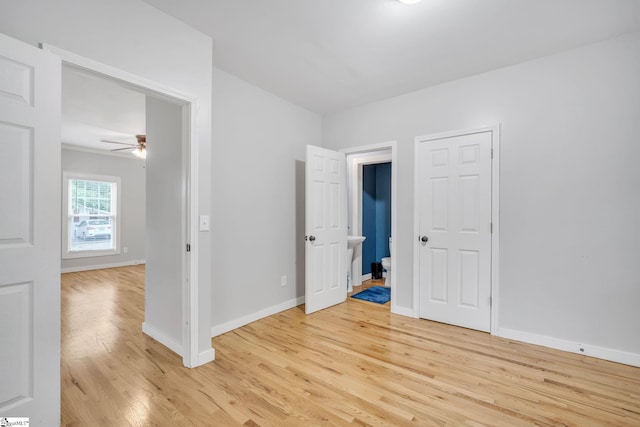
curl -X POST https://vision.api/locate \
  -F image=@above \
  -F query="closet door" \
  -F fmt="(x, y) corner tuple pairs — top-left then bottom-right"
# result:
(416, 131), (492, 332)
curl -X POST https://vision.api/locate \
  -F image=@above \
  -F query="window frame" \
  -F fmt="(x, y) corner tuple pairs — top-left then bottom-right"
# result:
(62, 172), (122, 259)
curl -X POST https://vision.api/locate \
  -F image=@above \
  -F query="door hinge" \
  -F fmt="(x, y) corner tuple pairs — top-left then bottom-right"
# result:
(186, 243), (191, 252)
(491, 148), (494, 159)
(489, 296), (492, 307)
(490, 222), (493, 233)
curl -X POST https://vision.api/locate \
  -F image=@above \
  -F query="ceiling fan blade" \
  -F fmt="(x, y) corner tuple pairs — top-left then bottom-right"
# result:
(111, 147), (134, 152)
(101, 139), (137, 146)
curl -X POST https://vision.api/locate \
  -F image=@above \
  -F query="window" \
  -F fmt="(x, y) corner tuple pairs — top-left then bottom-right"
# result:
(63, 173), (121, 259)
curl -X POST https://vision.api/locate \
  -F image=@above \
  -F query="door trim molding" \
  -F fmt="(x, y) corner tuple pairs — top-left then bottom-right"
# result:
(413, 125), (500, 334)
(341, 141), (398, 314)
(42, 44), (206, 367)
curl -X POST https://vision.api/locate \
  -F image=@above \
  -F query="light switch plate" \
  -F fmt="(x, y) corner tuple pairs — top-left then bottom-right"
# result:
(199, 215), (210, 231)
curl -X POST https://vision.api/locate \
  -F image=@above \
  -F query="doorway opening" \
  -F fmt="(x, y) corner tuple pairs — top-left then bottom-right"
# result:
(343, 142), (397, 312)
(48, 44), (202, 367)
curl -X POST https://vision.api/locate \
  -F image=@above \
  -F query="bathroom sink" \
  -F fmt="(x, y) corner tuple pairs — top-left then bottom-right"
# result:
(347, 236), (366, 292)
(347, 235), (366, 248)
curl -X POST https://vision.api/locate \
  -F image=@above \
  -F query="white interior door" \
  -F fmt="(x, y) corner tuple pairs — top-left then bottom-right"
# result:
(416, 131), (492, 332)
(0, 33), (61, 423)
(305, 145), (347, 314)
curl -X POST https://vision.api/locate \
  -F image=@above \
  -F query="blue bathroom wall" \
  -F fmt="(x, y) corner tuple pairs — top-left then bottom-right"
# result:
(375, 162), (392, 262)
(361, 162), (391, 275)
(362, 167), (376, 274)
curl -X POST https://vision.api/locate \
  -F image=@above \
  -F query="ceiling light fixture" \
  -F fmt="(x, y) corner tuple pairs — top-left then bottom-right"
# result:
(397, 0), (422, 4)
(131, 146), (146, 159)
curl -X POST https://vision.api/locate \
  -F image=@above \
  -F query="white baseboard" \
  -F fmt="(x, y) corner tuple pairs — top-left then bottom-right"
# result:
(362, 273), (372, 281)
(211, 296), (305, 337)
(142, 321), (183, 356)
(140, 336), (214, 369)
(197, 348), (215, 365)
(498, 328), (640, 367)
(61, 259), (146, 273)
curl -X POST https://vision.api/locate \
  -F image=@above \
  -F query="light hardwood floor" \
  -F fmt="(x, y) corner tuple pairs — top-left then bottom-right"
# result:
(61, 266), (640, 426)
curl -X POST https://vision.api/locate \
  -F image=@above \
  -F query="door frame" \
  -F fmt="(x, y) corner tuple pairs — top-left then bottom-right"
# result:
(348, 151), (392, 284)
(42, 44), (202, 367)
(342, 141), (398, 313)
(413, 126), (500, 334)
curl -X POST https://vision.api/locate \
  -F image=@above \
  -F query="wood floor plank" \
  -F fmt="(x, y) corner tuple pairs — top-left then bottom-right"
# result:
(61, 267), (640, 426)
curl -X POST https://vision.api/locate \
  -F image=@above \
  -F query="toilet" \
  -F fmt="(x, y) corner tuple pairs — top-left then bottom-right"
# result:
(381, 237), (392, 287)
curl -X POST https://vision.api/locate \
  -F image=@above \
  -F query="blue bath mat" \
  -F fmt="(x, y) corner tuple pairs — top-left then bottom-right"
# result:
(351, 286), (390, 304)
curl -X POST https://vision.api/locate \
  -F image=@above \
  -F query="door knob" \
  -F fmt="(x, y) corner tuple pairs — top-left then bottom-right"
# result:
(420, 236), (429, 243)
(309, 235), (316, 242)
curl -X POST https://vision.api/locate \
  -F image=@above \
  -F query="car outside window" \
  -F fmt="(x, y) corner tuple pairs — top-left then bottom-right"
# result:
(63, 173), (121, 259)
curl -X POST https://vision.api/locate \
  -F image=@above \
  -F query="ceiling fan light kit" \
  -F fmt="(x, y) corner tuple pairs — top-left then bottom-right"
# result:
(131, 146), (147, 159)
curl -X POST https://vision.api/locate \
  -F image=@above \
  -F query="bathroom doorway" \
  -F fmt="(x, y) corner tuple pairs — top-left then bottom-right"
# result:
(361, 161), (392, 282)
(343, 142), (397, 311)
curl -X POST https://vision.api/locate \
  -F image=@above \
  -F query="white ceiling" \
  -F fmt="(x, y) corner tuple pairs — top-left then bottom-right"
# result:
(62, 65), (145, 152)
(143, 0), (640, 114)
(62, 0), (640, 151)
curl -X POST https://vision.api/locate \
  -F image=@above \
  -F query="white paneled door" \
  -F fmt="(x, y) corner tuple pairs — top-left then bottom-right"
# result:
(305, 145), (347, 314)
(0, 33), (61, 423)
(416, 131), (492, 332)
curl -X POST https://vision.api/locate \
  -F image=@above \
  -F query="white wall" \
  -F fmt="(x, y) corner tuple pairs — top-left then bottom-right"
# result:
(61, 148), (146, 271)
(144, 96), (185, 352)
(323, 32), (640, 359)
(0, 0), (213, 360)
(210, 68), (322, 332)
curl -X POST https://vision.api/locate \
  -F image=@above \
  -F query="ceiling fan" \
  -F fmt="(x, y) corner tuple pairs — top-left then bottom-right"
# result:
(100, 134), (147, 159)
